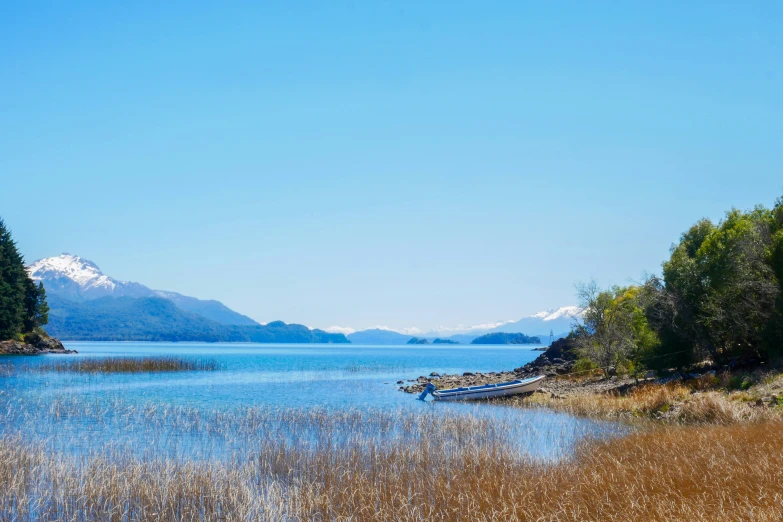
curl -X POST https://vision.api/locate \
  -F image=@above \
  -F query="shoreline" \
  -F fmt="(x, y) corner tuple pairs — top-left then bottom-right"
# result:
(0, 338), (77, 355)
(402, 349), (783, 424)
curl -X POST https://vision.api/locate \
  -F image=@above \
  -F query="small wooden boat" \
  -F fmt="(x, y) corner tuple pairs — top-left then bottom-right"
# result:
(417, 375), (545, 402)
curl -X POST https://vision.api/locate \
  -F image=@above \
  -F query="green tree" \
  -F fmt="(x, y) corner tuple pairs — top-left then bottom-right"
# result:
(23, 279), (49, 333)
(765, 196), (783, 357)
(0, 218), (27, 339)
(575, 282), (658, 374)
(0, 217), (50, 340)
(646, 202), (782, 365)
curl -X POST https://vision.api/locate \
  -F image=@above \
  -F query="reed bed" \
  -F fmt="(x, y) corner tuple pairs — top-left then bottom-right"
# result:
(515, 381), (781, 424)
(1, 364), (781, 520)
(0, 417), (781, 521)
(35, 356), (220, 373)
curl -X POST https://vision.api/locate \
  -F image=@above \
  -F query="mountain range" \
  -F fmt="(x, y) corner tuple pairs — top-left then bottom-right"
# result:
(346, 307), (582, 345)
(29, 254), (581, 345)
(28, 254), (347, 343)
(485, 306), (582, 337)
(28, 254), (258, 326)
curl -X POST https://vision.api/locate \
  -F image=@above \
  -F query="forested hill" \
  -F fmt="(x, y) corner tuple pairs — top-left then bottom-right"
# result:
(470, 333), (542, 345)
(45, 295), (349, 343)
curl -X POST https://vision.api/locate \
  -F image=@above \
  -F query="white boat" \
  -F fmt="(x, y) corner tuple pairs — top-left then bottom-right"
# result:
(417, 375), (545, 402)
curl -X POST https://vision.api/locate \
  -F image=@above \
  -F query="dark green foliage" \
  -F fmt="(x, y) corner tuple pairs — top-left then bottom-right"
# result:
(407, 337), (429, 344)
(471, 332), (541, 345)
(628, 197), (783, 369)
(574, 195), (783, 372)
(23, 280), (48, 333)
(44, 295), (349, 343)
(0, 218), (49, 340)
(644, 200), (783, 366)
(432, 338), (459, 344)
(543, 334), (579, 361)
(766, 196), (783, 358)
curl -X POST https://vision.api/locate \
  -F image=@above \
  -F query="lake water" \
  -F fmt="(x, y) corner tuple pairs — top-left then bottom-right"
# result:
(0, 342), (625, 461)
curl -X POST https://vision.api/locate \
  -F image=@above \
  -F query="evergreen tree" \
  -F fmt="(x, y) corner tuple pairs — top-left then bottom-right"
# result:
(23, 279), (49, 333)
(0, 217), (49, 340)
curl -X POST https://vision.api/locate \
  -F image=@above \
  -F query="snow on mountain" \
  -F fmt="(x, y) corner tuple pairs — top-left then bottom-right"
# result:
(27, 254), (259, 326)
(349, 307), (585, 344)
(28, 254), (115, 291)
(486, 306), (583, 336)
(27, 254), (152, 299)
(538, 306), (584, 322)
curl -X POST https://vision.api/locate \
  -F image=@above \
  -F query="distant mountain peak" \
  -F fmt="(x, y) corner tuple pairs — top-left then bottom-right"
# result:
(528, 306), (584, 322)
(27, 254), (119, 293)
(27, 253), (260, 326)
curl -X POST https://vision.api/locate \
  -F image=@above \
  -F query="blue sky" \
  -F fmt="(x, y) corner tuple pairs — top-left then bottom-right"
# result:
(2, 1), (782, 333)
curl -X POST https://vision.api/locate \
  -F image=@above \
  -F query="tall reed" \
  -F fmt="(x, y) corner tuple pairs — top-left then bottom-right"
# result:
(0, 407), (781, 520)
(35, 356), (220, 373)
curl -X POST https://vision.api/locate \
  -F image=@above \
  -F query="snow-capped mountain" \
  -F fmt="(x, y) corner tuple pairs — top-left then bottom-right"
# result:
(347, 307), (585, 344)
(486, 306), (583, 336)
(27, 254), (259, 326)
(527, 306), (584, 322)
(27, 254), (156, 300)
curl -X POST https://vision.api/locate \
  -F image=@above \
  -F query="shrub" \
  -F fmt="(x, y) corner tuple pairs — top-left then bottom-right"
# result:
(727, 374), (756, 391)
(573, 357), (598, 374)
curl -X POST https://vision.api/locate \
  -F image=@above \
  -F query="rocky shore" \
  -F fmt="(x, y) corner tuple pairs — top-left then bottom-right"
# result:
(399, 339), (783, 425)
(0, 338), (76, 355)
(400, 337), (648, 397)
(400, 349), (613, 396)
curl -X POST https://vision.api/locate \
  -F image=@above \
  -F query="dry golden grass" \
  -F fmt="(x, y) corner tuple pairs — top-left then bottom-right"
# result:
(37, 356), (220, 373)
(515, 380), (781, 424)
(1, 414), (782, 520)
(519, 382), (691, 419)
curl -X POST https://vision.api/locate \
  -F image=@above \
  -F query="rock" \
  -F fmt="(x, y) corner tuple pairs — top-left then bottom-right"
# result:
(761, 396), (775, 403)
(0, 341), (39, 355)
(35, 337), (75, 353)
(0, 339), (76, 355)
(462, 372), (475, 377)
(396, 380), (404, 384)
(644, 370), (657, 379)
(429, 372), (440, 377)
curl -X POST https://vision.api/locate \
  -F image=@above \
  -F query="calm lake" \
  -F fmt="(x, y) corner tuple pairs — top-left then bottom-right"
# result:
(0, 342), (625, 461)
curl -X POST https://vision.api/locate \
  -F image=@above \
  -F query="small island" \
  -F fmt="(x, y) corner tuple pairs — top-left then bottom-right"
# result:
(407, 337), (429, 344)
(470, 332), (541, 345)
(433, 338), (460, 344)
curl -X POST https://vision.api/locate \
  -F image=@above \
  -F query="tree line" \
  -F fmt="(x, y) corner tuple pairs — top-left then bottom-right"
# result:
(573, 195), (783, 373)
(0, 218), (49, 341)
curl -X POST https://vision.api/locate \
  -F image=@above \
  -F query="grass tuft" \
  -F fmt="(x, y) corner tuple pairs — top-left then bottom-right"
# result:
(37, 356), (220, 373)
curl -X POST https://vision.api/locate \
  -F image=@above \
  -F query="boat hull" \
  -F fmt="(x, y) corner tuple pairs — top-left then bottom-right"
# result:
(432, 375), (545, 402)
